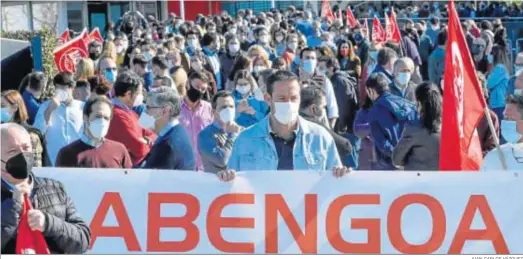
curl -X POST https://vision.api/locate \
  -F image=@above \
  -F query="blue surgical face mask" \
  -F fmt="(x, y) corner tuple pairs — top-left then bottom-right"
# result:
(1, 107), (11, 123)
(302, 59), (317, 73)
(501, 120), (522, 143)
(105, 70), (116, 83)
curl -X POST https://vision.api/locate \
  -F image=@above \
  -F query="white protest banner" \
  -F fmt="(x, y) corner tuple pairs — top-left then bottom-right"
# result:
(34, 168), (523, 254)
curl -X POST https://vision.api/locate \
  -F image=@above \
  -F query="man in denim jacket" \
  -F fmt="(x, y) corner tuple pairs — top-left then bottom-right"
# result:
(217, 70), (351, 181)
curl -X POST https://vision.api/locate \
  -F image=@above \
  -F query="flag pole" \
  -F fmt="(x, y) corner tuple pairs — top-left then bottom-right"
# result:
(483, 108), (508, 170)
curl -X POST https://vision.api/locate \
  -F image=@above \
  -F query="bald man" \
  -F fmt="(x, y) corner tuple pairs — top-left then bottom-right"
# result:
(1, 123), (90, 254)
(390, 57), (417, 102)
(508, 52), (523, 96)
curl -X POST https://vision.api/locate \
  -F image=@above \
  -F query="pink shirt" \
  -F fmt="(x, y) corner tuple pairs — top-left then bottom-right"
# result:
(180, 98), (214, 171)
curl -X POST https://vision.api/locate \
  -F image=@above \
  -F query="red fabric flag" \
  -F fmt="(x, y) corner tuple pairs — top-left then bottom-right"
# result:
(371, 16), (386, 44)
(16, 195), (50, 254)
(321, 0), (336, 22)
(346, 8), (358, 29)
(53, 30), (89, 73)
(439, 0), (486, 171)
(58, 29), (70, 45)
(387, 8), (402, 43)
(89, 27), (104, 44)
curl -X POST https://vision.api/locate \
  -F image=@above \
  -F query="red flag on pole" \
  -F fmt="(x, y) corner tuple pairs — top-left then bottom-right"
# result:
(58, 29), (70, 45)
(387, 8), (402, 43)
(346, 8), (358, 29)
(16, 195), (50, 254)
(89, 27), (104, 44)
(321, 0), (336, 22)
(53, 30), (89, 73)
(439, 0), (486, 171)
(371, 16), (386, 44)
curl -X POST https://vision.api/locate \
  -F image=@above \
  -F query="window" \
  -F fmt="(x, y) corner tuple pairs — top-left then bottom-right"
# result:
(141, 2), (158, 18)
(32, 2), (58, 31)
(1, 2), (30, 32)
(67, 2), (84, 32)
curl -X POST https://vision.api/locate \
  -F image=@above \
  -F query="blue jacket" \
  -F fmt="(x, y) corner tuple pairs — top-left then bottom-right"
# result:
(143, 72), (154, 92)
(372, 65), (395, 83)
(232, 91), (269, 128)
(22, 90), (41, 125)
(369, 92), (419, 170)
(202, 47), (223, 90)
(228, 116), (342, 171)
(306, 35), (322, 48)
(143, 123), (195, 170)
(508, 76), (516, 96)
(428, 47), (445, 84)
(487, 64), (509, 109)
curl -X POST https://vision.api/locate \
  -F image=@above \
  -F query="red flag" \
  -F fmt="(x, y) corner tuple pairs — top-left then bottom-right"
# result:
(321, 0), (336, 22)
(16, 195), (50, 254)
(439, 0), (486, 171)
(58, 29), (70, 45)
(371, 16), (386, 44)
(53, 30), (89, 73)
(346, 8), (358, 29)
(386, 8), (402, 43)
(89, 27), (104, 44)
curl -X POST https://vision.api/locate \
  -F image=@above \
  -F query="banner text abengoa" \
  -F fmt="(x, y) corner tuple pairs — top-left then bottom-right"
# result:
(88, 192), (508, 254)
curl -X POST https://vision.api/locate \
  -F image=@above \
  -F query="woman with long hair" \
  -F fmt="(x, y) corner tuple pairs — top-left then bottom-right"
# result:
(74, 58), (95, 81)
(231, 69), (268, 128)
(225, 54), (252, 91)
(487, 44), (510, 120)
(337, 40), (361, 78)
(1, 90), (51, 167)
(392, 82), (442, 170)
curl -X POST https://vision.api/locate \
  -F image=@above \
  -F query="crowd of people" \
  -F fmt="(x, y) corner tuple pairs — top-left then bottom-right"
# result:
(1, 4), (523, 253)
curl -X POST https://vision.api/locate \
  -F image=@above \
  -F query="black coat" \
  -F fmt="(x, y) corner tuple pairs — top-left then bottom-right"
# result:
(1, 174), (91, 254)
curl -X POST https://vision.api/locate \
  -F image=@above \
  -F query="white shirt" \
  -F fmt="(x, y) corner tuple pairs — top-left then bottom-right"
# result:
(481, 143), (523, 172)
(323, 76), (339, 119)
(33, 99), (84, 166)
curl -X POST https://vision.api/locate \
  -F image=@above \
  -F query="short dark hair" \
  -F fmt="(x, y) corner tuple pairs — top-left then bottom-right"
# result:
(88, 75), (112, 96)
(365, 72), (390, 95)
(266, 70), (299, 96)
(211, 90), (234, 110)
(28, 72), (47, 92)
(152, 56), (169, 70)
(300, 47), (316, 59)
(437, 29), (448, 46)
(76, 80), (91, 90)
(300, 85), (325, 110)
(113, 70), (142, 97)
(201, 32), (216, 47)
(377, 47), (398, 66)
(188, 70), (210, 83)
(318, 56), (340, 72)
(53, 72), (76, 88)
(83, 95), (113, 118)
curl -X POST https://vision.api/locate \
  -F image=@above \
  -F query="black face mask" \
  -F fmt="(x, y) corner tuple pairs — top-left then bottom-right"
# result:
(187, 86), (203, 103)
(1, 152), (33, 180)
(89, 52), (101, 61)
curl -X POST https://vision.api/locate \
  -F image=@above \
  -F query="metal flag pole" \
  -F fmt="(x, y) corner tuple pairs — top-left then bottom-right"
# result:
(484, 107), (508, 170)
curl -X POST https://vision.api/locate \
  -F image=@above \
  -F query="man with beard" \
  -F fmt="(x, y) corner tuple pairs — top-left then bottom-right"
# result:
(88, 41), (103, 68)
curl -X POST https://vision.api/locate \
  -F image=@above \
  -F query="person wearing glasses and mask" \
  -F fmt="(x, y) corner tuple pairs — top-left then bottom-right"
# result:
(139, 87), (194, 170)
(481, 94), (523, 171)
(56, 96), (131, 168)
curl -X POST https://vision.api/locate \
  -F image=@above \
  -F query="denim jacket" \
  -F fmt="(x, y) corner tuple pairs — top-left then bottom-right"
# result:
(228, 115), (342, 171)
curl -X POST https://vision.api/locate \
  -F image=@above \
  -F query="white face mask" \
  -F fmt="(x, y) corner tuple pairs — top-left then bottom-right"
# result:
(219, 107), (235, 123)
(515, 89), (522, 96)
(188, 39), (199, 49)
(254, 87), (265, 101)
(56, 89), (70, 103)
(515, 65), (523, 76)
(88, 118), (110, 139)
(133, 94), (144, 107)
(138, 111), (156, 130)
(116, 45), (125, 54)
(273, 101), (299, 125)
(260, 35), (269, 44)
(501, 120), (522, 143)
(396, 72), (411, 86)
(276, 35), (284, 42)
(253, 66), (265, 73)
(236, 84), (251, 95)
(288, 42), (298, 51)
(229, 28), (237, 34)
(228, 43), (240, 54)
(191, 61), (202, 71)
